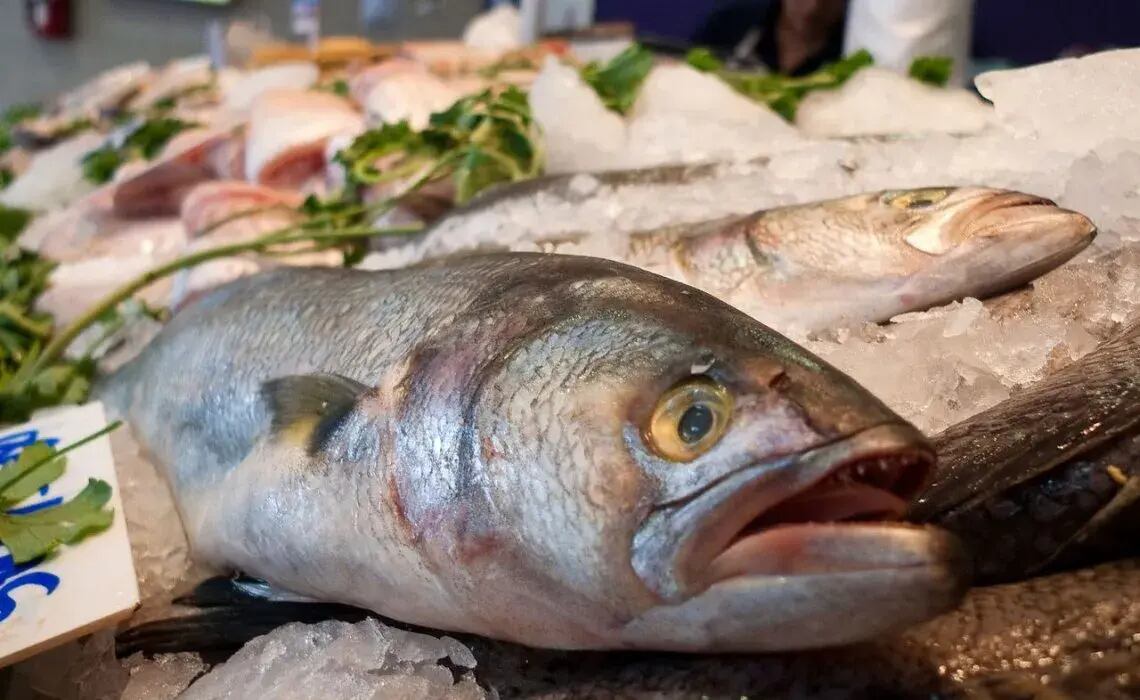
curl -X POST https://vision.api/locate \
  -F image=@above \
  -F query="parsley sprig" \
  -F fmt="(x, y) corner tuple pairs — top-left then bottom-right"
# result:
(0, 422), (120, 563)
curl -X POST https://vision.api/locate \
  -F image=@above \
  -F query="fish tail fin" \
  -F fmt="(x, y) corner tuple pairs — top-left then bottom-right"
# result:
(115, 576), (370, 659)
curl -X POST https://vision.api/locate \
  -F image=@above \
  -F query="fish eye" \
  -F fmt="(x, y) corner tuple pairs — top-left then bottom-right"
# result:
(646, 377), (733, 462)
(883, 188), (951, 210)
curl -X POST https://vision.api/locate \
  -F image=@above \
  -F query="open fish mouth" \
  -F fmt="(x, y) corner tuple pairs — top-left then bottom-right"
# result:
(632, 424), (939, 600)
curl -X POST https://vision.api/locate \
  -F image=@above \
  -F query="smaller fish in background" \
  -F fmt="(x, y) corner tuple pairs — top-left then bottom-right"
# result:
(406, 184), (1097, 334)
(913, 319), (1140, 584)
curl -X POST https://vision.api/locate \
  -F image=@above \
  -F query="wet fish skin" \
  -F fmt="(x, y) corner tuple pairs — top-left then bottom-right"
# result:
(914, 320), (1140, 584)
(397, 183), (1096, 333)
(102, 253), (964, 652)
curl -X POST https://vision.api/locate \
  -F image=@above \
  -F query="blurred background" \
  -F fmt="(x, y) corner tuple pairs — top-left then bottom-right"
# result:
(5, 0), (1140, 105)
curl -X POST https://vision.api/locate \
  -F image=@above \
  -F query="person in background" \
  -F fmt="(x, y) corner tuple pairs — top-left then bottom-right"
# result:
(594, 0), (1140, 81)
(593, 0), (849, 75)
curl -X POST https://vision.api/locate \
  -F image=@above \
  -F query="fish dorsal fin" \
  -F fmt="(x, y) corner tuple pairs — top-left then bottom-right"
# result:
(262, 373), (369, 454)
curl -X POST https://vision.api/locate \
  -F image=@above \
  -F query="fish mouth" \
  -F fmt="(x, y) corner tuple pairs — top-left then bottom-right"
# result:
(966, 192), (1096, 249)
(631, 423), (939, 601)
(947, 192), (1096, 297)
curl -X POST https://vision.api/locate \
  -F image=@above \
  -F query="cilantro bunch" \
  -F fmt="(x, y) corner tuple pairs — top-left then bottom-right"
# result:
(580, 44), (654, 115)
(337, 86), (542, 204)
(687, 48), (874, 120)
(686, 48), (955, 119)
(0, 104), (42, 156)
(0, 208), (94, 424)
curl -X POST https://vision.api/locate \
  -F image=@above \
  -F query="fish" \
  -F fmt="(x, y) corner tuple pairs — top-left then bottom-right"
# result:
(170, 181), (339, 308)
(0, 131), (105, 212)
(913, 320), (1140, 585)
(118, 560), (1140, 699)
(100, 253), (967, 652)
(112, 126), (243, 220)
(368, 180), (1095, 334)
(180, 180), (304, 239)
(244, 90), (364, 189)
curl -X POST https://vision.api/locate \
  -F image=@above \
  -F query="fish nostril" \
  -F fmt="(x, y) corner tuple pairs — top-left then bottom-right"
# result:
(768, 370), (790, 391)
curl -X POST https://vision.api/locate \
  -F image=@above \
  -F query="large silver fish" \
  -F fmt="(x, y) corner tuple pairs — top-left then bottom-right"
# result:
(101, 253), (966, 652)
(369, 181), (1096, 333)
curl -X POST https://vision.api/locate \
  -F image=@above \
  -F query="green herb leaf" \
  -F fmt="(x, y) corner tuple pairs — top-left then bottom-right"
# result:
(330, 79), (350, 97)
(337, 86), (542, 206)
(0, 423), (121, 563)
(127, 117), (195, 160)
(0, 479), (114, 563)
(80, 117), (196, 184)
(151, 96), (177, 112)
(476, 54), (538, 79)
(685, 47), (724, 73)
(0, 206), (31, 243)
(716, 49), (874, 121)
(0, 442), (61, 505)
(0, 205), (99, 423)
(2, 104), (41, 127)
(81, 147), (127, 185)
(908, 56), (953, 87)
(580, 44), (655, 115)
(0, 168), (11, 190)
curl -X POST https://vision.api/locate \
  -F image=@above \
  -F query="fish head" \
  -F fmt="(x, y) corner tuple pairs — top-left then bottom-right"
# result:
(867, 186), (1096, 300)
(466, 260), (967, 651)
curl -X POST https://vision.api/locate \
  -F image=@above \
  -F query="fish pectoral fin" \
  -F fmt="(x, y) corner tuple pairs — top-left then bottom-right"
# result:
(261, 373), (370, 453)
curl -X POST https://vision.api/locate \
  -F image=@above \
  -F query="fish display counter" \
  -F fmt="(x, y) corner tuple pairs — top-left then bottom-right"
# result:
(0, 6), (1138, 699)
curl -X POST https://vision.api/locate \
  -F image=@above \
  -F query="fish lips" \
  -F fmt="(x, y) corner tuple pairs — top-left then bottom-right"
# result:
(620, 523), (968, 652)
(967, 193), (1096, 248)
(624, 423), (970, 651)
(630, 423), (956, 603)
(960, 194), (1097, 279)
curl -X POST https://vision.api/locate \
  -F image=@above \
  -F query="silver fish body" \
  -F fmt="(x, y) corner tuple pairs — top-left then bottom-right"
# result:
(102, 253), (965, 652)
(372, 180), (1095, 333)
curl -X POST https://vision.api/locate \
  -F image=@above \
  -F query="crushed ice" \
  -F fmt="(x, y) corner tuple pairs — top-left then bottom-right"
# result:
(179, 619), (487, 700)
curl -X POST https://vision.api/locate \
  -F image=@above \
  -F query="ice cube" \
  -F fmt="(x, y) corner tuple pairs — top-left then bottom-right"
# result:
(120, 653), (207, 700)
(180, 619), (489, 700)
(528, 56), (628, 174)
(1060, 139), (1140, 249)
(976, 48), (1140, 154)
(796, 67), (993, 138)
(109, 426), (194, 601)
(627, 64), (803, 166)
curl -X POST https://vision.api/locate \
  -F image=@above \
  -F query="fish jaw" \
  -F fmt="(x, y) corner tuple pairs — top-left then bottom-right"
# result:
(896, 195), (1096, 312)
(621, 524), (967, 652)
(626, 422), (969, 650)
